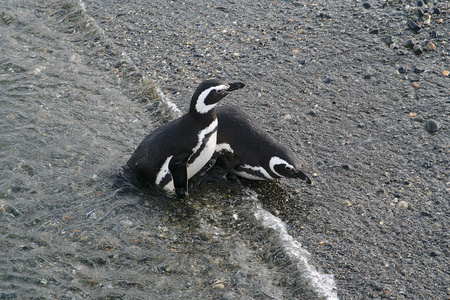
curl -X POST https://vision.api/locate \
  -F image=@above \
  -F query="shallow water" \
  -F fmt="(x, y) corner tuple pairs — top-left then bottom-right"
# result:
(0, 0), (337, 298)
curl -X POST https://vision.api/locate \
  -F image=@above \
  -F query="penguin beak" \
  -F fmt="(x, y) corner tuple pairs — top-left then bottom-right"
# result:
(226, 82), (246, 92)
(295, 170), (312, 184)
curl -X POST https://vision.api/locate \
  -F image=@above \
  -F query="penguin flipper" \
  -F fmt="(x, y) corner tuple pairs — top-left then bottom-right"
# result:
(169, 154), (190, 197)
(213, 154), (241, 177)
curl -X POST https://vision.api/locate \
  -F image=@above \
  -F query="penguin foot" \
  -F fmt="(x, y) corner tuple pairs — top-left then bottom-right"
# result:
(175, 188), (188, 198)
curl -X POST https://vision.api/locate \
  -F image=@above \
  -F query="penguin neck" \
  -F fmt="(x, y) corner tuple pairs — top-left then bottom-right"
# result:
(189, 97), (217, 122)
(188, 105), (217, 124)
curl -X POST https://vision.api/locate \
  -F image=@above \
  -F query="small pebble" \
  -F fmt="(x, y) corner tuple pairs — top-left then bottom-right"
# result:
(306, 109), (317, 116)
(398, 201), (409, 209)
(413, 66), (424, 73)
(426, 42), (435, 51)
(416, 0), (424, 7)
(443, 71), (449, 77)
(398, 66), (408, 74)
(363, 2), (371, 9)
(402, 39), (415, 49)
(426, 119), (439, 133)
(342, 200), (352, 207)
(430, 251), (441, 257)
(408, 20), (421, 31)
(431, 7), (440, 15)
(383, 35), (394, 46)
(429, 30), (442, 39)
(323, 77), (332, 84)
(413, 45), (423, 55)
(412, 115), (424, 122)
(120, 220), (133, 227)
(415, 8), (424, 17)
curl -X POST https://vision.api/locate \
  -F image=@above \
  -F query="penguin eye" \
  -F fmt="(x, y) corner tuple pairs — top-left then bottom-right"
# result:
(285, 165), (294, 172)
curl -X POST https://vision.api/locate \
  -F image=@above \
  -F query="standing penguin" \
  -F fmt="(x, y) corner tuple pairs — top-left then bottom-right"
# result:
(127, 79), (245, 197)
(212, 105), (312, 184)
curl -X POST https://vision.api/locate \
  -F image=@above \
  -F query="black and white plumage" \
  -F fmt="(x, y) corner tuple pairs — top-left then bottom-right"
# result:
(127, 79), (245, 197)
(212, 105), (312, 184)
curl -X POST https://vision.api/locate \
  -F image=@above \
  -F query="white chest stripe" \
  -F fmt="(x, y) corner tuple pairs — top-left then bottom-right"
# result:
(192, 119), (218, 154)
(236, 164), (274, 180)
(215, 143), (234, 154)
(156, 155), (173, 185)
(195, 85), (228, 114)
(187, 119), (218, 178)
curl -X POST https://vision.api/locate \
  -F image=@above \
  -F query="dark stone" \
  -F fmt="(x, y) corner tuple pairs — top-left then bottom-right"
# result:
(413, 45), (423, 55)
(412, 115), (424, 122)
(390, 42), (399, 50)
(398, 66), (408, 74)
(413, 66), (424, 73)
(422, 162), (432, 168)
(342, 164), (350, 170)
(306, 109), (317, 116)
(363, 2), (371, 9)
(408, 20), (421, 31)
(402, 39), (415, 49)
(426, 119), (439, 133)
(416, 0), (424, 7)
(415, 8), (424, 17)
(318, 12), (332, 19)
(383, 35), (394, 46)
(323, 77), (332, 83)
(432, 7), (440, 15)
(420, 211), (432, 217)
(429, 30), (442, 39)
(369, 28), (379, 34)
(430, 251), (441, 257)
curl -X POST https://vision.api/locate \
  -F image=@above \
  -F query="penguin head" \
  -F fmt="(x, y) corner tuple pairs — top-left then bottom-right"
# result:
(269, 156), (312, 184)
(191, 79), (245, 115)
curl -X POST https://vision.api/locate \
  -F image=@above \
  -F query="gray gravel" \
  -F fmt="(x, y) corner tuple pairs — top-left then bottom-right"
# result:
(83, 0), (449, 299)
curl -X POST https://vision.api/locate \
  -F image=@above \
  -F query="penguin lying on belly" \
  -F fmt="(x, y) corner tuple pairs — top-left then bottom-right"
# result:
(127, 79), (245, 197)
(212, 105), (312, 184)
